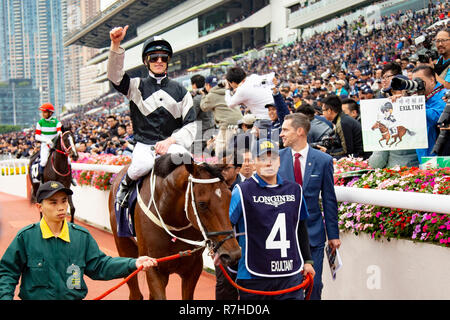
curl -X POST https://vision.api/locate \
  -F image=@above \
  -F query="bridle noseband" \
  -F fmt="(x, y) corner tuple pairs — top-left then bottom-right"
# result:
(184, 175), (235, 252)
(141, 168), (235, 252)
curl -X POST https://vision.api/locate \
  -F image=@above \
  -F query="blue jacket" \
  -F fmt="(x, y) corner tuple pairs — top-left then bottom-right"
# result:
(229, 173), (309, 279)
(416, 85), (447, 162)
(278, 146), (339, 247)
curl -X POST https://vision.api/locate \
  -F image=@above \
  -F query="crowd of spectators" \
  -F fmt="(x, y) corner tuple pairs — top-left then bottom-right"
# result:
(0, 2), (448, 163)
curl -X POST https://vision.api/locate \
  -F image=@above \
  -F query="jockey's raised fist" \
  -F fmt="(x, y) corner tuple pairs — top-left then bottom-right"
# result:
(110, 25), (129, 44)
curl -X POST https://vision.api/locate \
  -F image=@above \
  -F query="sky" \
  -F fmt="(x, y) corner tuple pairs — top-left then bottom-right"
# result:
(101, 0), (116, 11)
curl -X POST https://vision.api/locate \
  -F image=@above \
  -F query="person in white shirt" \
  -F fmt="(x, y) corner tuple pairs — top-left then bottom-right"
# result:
(224, 67), (274, 121)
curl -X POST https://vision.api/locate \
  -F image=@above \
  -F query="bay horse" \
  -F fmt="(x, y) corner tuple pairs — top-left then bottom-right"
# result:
(108, 154), (241, 300)
(29, 129), (79, 222)
(371, 121), (415, 147)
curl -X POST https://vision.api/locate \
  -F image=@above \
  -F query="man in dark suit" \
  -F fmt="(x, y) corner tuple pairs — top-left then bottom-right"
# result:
(278, 113), (341, 300)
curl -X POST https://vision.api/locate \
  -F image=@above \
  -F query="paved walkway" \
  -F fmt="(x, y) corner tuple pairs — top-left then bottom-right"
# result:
(0, 192), (216, 300)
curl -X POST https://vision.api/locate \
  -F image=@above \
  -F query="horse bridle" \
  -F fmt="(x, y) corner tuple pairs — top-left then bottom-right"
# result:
(144, 168), (235, 252)
(184, 175), (235, 252)
(50, 131), (77, 177)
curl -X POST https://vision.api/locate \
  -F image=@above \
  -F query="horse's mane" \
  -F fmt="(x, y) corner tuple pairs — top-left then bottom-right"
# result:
(153, 153), (224, 181)
(154, 154), (182, 178)
(197, 162), (225, 182)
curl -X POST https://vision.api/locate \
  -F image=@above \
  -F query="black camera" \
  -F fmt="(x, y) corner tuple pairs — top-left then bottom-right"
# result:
(432, 91), (450, 155)
(310, 130), (341, 150)
(390, 77), (425, 92)
(418, 49), (439, 64)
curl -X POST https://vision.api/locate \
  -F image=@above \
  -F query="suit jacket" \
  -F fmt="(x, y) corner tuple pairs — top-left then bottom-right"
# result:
(279, 146), (339, 247)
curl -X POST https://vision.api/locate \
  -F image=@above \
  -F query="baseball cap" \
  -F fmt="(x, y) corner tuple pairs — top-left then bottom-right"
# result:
(36, 181), (73, 203)
(252, 139), (279, 158)
(205, 75), (218, 87)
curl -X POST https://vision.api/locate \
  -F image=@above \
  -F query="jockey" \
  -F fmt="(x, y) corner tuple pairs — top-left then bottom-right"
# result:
(107, 26), (196, 207)
(380, 101), (398, 135)
(35, 103), (62, 182)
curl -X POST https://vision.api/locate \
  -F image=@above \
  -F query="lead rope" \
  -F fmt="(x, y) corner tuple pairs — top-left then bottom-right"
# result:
(93, 250), (313, 300)
(93, 247), (204, 300)
(217, 264), (314, 299)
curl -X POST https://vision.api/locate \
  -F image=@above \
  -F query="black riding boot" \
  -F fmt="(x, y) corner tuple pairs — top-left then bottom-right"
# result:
(38, 165), (44, 183)
(116, 173), (135, 208)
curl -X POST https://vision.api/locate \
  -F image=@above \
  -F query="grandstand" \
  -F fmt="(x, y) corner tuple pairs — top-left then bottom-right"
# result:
(64, 0), (437, 93)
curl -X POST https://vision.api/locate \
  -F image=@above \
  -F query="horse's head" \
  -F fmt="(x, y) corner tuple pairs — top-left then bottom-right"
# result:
(60, 129), (78, 161)
(371, 121), (380, 131)
(183, 159), (241, 267)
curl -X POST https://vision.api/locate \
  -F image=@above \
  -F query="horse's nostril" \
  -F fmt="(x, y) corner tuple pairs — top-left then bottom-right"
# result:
(219, 254), (231, 266)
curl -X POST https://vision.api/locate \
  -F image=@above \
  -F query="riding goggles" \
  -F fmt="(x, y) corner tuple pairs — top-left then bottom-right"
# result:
(146, 53), (169, 63)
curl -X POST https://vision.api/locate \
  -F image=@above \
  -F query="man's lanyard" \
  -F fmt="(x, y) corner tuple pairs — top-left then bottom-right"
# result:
(426, 84), (444, 101)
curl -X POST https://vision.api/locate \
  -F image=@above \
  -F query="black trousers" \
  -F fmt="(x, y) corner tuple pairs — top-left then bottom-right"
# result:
(215, 265), (239, 300)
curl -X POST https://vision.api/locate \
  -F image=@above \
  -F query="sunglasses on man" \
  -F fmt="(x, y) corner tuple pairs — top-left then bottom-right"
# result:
(146, 53), (169, 63)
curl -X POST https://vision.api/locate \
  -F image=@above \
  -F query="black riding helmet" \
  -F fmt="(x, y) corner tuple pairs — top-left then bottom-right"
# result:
(141, 36), (173, 62)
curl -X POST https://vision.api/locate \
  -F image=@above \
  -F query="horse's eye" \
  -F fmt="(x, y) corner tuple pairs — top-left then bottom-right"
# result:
(197, 202), (208, 210)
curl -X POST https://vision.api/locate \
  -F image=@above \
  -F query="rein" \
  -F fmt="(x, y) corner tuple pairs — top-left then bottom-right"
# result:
(50, 131), (74, 177)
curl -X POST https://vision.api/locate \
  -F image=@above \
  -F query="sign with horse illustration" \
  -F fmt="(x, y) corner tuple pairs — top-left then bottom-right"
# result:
(360, 96), (428, 152)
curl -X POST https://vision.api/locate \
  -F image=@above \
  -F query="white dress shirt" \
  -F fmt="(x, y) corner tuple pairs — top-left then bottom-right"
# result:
(224, 74), (274, 120)
(291, 144), (309, 181)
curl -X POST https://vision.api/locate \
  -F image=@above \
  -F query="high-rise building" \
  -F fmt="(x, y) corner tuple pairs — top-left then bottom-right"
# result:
(64, 0), (102, 106)
(0, 79), (40, 126)
(0, 0), (66, 118)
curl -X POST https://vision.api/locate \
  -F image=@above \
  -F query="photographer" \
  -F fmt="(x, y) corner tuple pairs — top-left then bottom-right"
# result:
(320, 95), (365, 159)
(368, 75), (420, 169)
(191, 74), (215, 153)
(410, 65), (447, 161)
(432, 91), (450, 156)
(377, 62), (402, 98)
(200, 75), (243, 156)
(433, 28), (450, 89)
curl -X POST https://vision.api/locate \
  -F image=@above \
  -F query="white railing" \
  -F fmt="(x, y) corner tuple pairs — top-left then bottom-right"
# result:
(0, 159), (29, 176)
(71, 163), (124, 174)
(335, 186), (450, 215)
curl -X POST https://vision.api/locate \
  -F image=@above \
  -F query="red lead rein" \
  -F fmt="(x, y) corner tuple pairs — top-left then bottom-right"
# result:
(93, 250), (193, 300)
(218, 264), (314, 300)
(94, 249), (314, 300)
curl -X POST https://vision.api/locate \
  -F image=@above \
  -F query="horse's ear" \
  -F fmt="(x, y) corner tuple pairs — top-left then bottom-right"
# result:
(179, 153), (195, 175)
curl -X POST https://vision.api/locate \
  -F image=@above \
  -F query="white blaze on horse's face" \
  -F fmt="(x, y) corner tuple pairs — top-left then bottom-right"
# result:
(68, 136), (77, 157)
(215, 188), (222, 199)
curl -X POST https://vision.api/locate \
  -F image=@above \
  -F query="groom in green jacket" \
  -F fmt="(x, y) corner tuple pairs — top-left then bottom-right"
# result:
(0, 181), (157, 300)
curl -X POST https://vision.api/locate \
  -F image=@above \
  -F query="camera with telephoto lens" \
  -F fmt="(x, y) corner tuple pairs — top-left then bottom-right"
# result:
(310, 130), (341, 150)
(418, 49), (439, 63)
(431, 91), (450, 155)
(390, 77), (425, 92)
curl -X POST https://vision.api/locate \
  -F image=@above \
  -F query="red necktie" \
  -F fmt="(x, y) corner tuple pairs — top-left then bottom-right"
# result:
(294, 153), (303, 186)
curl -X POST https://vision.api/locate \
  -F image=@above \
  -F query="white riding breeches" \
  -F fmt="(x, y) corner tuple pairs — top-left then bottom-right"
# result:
(40, 143), (50, 167)
(127, 142), (190, 181)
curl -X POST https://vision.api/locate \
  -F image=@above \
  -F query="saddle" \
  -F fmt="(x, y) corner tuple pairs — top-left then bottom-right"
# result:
(114, 153), (190, 238)
(30, 155), (41, 184)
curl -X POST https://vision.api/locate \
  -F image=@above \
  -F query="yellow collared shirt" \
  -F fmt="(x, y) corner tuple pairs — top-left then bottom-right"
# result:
(40, 218), (70, 242)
